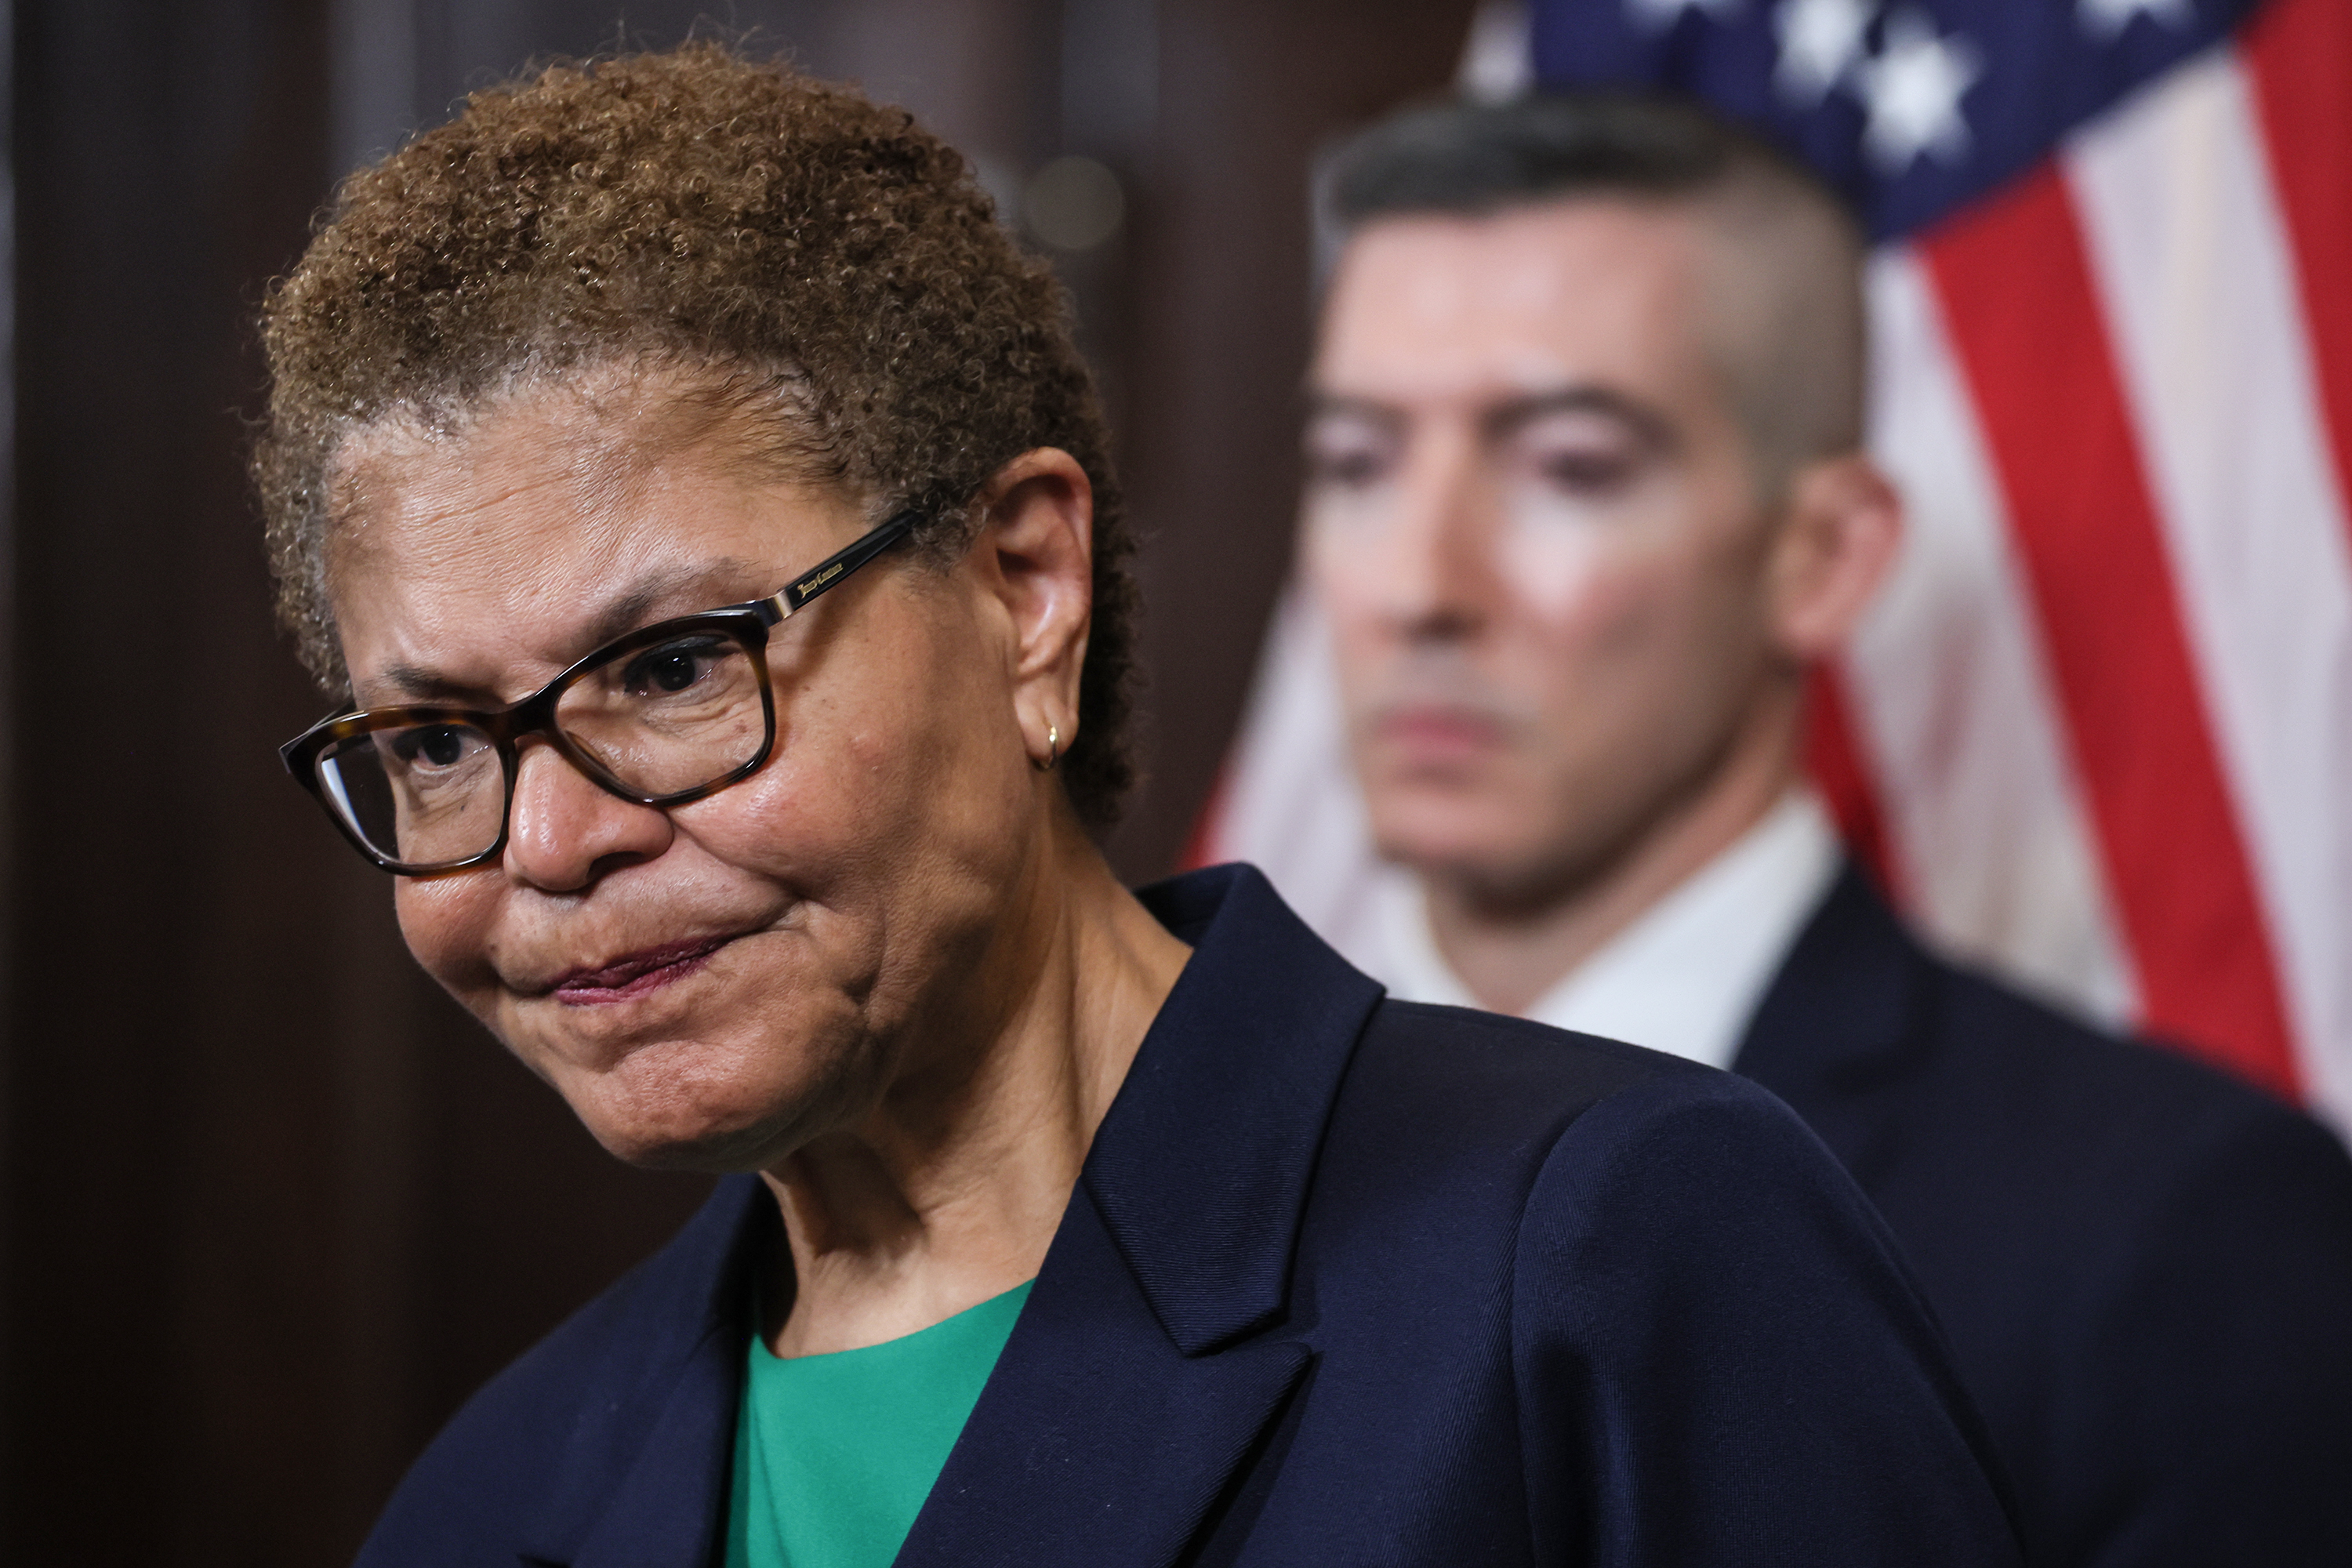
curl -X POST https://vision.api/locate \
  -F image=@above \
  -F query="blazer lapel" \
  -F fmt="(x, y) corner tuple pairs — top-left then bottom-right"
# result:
(898, 866), (1384, 1568)
(895, 1181), (1313, 1568)
(533, 1179), (769, 1568)
(1733, 861), (1936, 1183)
(562, 1338), (743, 1568)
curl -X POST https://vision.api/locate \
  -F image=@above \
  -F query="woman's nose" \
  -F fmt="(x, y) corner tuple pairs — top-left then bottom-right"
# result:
(502, 741), (674, 891)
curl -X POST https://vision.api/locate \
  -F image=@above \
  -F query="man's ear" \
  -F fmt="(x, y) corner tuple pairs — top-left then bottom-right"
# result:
(1764, 452), (1903, 662)
(968, 448), (1094, 769)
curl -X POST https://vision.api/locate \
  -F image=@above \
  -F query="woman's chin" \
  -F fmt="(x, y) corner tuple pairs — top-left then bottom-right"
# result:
(596, 1118), (786, 1174)
(550, 1040), (844, 1174)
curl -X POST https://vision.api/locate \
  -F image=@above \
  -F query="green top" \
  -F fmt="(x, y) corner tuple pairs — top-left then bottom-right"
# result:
(723, 1280), (1034, 1568)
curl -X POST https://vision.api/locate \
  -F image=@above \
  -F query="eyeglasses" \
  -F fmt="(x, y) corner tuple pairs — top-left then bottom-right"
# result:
(280, 508), (922, 875)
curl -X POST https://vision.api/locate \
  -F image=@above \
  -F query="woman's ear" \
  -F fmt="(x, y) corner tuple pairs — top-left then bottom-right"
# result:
(968, 448), (1094, 769)
(1765, 452), (1904, 663)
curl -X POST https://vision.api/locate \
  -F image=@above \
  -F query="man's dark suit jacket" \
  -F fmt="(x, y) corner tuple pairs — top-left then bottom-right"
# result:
(1737, 866), (2352, 1568)
(358, 864), (2021, 1567)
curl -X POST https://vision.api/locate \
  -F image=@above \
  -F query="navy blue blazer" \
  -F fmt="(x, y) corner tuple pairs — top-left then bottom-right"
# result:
(357, 865), (2021, 1567)
(1737, 866), (2352, 1568)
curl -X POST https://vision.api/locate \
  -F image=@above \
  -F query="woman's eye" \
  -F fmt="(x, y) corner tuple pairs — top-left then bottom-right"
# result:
(622, 639), (725, 697)
(396, 725), (475, 770)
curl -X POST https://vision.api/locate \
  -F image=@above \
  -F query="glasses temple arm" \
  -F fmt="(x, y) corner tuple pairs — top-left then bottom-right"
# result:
(768, 506), (926, 621)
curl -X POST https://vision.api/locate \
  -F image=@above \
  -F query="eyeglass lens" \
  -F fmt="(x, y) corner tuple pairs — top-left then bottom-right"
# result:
(313, 628), (771, 869)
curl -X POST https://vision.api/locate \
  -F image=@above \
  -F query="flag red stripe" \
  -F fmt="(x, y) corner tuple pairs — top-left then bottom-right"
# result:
(1804, 663), (1904, 902)
(2244, 0), (2352, 540)
(1178, 765), (1231, 872)
(1921, 163), (2302, 1096)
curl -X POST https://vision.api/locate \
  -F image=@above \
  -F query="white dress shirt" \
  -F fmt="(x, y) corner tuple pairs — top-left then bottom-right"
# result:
(1370, 790), (1844, 1070)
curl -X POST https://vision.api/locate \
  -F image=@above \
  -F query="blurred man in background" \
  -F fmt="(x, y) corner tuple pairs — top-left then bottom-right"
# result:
(1299, 93), (2352, 1567)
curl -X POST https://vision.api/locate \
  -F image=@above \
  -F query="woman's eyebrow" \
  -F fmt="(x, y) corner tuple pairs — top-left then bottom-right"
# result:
(572, 555), (771, 651)
(370, 662), (485, 703)
(366, 556), (772, 702)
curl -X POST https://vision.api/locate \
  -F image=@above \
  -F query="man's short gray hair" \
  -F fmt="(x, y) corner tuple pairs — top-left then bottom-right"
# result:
(1324, 93), (1870, 491)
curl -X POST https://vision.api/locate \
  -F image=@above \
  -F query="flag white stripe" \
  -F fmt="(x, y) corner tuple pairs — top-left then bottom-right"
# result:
(1849, 246), (2141, 1027)
(1201, 583), (1400, 978)
(2066, 49), (2352, 1127)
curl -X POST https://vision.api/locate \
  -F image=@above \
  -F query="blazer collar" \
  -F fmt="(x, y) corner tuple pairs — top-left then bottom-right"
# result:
(899, 863), (1385, 1566)
(1733, 861), (1937, 1160)
(531, 1175), (768, 1568)
(1086, 862), (1387, 1354)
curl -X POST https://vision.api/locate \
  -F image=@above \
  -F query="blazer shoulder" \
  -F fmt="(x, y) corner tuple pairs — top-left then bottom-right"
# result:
(1340, 996), (1828, 1195)
(358, 1176), (762, 1566)
(1354, 995), (1746, 1127)
(1451, 1005), (2021, 1566)
(1751, 866), (2349, 1209)
(1926, 953), (2350, 1204)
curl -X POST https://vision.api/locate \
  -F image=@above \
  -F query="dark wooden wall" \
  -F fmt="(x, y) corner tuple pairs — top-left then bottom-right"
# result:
(0, 1), (1471, 1559)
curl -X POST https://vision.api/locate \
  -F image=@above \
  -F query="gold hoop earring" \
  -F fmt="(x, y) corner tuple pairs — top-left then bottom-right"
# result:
(1033, 721), (1060, 772)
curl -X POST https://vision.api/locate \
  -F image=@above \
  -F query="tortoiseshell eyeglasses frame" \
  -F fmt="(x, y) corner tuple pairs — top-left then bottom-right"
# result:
(278, 506), (924, 875)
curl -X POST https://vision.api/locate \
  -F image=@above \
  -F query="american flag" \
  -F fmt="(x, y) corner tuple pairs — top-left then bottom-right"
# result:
(1193, 0), (2352, 1131)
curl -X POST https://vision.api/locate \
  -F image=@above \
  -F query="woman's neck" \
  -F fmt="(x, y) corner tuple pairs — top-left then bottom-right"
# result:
(758, 815), (1189, 1357)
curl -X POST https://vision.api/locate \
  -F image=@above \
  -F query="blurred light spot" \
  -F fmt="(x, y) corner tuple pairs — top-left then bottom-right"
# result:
(973, 154), (1025, 230)
(1025, 157), (1126, 252)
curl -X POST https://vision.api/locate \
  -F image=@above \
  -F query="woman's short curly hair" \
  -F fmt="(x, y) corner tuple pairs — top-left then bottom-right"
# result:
(256, 42), (1138, 825)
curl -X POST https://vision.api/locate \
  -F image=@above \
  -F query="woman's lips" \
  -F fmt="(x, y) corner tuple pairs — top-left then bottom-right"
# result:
(548, 935), (734, 1006)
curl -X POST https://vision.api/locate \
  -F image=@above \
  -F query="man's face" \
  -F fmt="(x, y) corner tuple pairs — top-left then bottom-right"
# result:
(1304, 200), (1788, 908)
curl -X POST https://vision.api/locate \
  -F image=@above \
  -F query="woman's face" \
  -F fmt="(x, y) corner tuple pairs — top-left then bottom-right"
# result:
(328, 383), (1045, 1171)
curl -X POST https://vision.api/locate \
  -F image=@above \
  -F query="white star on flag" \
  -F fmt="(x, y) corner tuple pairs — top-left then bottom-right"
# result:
(1458, 0), (1536, 103)
(1774, 0), (1877, 104)
(1626, 0), (1743, 31)
(1857, 8), (1982, 172)
(2078, 0), (2195, 36)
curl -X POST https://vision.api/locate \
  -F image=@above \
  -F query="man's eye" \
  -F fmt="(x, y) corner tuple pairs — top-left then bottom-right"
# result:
(1303, 417), (1396, 490)
(1308, 448), (1389, 488)
(1537, 452), (1636, 492)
